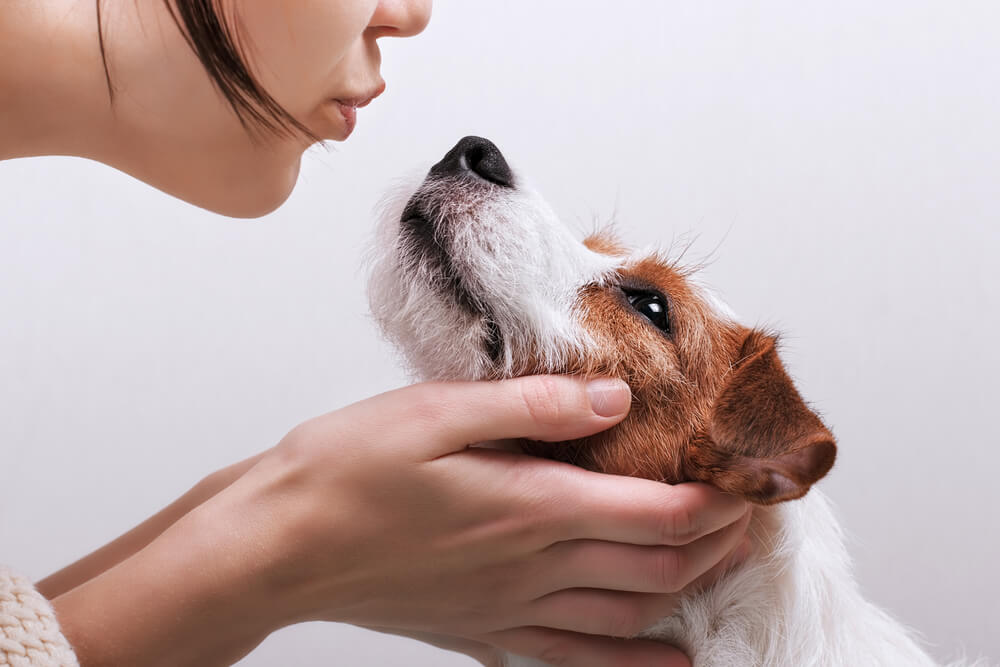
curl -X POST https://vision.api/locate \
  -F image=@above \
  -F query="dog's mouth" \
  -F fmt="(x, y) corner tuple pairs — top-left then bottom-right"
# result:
(393, 137), (523, 369)
(398, 197), (506, 366)
(398, 200), (475, 308)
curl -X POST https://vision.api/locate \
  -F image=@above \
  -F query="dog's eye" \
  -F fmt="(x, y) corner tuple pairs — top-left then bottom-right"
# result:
(626, 291), (671, 333)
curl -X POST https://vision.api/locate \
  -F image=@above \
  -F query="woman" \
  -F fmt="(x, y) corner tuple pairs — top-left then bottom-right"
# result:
(0, 2), (751, 665)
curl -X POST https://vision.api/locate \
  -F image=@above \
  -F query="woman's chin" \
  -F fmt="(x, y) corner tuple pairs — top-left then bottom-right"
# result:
(187, 154), (303, 219)
(99, 128), (308, 218)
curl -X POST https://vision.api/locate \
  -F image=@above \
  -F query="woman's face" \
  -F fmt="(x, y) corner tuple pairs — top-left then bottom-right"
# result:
(100, 0), (432, 217)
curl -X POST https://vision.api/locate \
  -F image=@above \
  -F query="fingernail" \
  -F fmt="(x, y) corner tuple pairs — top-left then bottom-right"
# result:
(587, 378), (632, 418)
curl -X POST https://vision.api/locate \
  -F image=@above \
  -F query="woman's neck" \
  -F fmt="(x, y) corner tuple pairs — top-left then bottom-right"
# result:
(0, 0), (115, 161)
(0, 0), (305, 217)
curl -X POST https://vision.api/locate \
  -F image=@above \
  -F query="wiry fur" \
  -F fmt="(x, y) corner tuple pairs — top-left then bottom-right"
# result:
(367, 140), (982, 667)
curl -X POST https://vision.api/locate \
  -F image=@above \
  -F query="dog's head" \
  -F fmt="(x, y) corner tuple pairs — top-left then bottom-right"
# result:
(369, 136), (835, 505)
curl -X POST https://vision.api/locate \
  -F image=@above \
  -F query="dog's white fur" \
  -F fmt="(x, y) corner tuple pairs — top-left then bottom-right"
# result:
(368, 153), (979, 667)
(369, 173), (618, 381)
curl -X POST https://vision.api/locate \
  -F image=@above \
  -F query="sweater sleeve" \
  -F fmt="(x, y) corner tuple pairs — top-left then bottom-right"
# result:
(0, 567), (78, 667)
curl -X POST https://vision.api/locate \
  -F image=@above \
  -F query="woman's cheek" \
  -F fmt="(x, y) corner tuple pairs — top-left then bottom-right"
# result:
(230, 0), (377, 114)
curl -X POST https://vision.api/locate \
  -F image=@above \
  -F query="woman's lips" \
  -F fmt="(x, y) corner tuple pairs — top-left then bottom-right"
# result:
(334, 101), (358, 135)
(331, 81), (387, 138)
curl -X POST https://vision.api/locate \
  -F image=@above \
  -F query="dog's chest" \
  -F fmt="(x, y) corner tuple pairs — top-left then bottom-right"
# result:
(504, 493), (944, 667)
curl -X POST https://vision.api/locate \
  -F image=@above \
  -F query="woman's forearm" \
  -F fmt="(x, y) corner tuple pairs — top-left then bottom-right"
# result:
(50, 496), (280, 667)
(37, 451), (267, 599)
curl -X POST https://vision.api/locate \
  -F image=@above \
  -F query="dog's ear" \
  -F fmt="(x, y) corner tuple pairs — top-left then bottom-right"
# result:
(685, 330), (836, 505)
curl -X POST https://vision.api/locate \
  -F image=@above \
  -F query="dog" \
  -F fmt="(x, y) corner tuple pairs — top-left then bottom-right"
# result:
(368, 136), (971, 666)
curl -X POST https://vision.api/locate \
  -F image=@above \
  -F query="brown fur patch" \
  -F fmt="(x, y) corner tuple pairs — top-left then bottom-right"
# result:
(519, 233), (836, 505)
(583, 234), (629, 257)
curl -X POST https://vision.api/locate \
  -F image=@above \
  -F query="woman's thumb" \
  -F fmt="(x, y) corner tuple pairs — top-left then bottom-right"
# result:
(377, 376), (632, 459)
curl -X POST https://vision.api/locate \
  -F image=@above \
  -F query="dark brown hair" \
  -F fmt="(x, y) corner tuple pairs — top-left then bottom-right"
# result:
(97, 0), (317, 141)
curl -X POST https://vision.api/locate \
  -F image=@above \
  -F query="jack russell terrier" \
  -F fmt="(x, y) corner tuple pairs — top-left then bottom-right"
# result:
(368, 136), (977, 667)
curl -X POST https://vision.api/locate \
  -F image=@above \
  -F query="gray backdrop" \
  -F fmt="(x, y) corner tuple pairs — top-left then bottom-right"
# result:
(1, 1), (997, 664)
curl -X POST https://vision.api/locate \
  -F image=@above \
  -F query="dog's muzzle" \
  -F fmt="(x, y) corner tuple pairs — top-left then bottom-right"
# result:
(396, 136), (516, 365)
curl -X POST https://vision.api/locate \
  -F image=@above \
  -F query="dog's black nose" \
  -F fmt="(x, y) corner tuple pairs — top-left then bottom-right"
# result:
(429, 136), (514, 187)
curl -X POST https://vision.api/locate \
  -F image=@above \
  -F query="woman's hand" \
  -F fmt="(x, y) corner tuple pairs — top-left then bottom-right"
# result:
(53, 376), (749, 667)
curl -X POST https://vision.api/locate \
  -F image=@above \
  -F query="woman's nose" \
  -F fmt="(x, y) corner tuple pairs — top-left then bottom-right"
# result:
(368, 0), (433, 39)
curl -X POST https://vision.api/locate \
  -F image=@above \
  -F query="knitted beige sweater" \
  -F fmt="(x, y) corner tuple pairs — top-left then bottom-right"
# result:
(0, 568), (78, 666)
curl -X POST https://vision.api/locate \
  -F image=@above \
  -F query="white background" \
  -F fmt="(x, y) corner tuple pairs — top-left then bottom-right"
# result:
(2, 1), (997, 664)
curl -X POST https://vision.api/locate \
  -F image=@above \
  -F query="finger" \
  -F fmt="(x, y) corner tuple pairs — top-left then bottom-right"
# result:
(688, 531), (753, 593)
(473, 438), (526, 453)
(546, 476), (748, 547)
(524, 588), (679, 638)
(531, 509), (752, 596)
(349, 375), (632, 458)
(481, 626), (691, 667)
